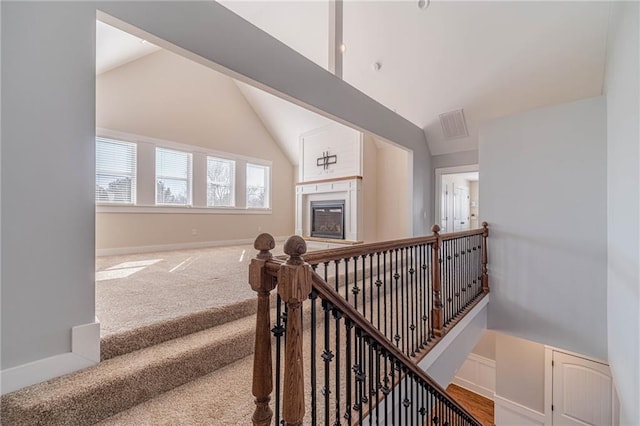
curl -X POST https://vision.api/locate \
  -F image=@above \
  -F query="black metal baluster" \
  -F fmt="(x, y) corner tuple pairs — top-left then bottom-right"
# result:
(310, 289), (318, 424)
(345, 257), (350, 304)
(400, 247), (406, 355)
(334, 260), (340, 292)
(383, 251), (388, 341)
(361, 255), (366, 321)
(345, 318), (353, 424)
(374, 343), (380, 425)
(322, 300), (332, 426)
(391, 356), (396, 425)
(334, 308), (342, 425)
(273, 295), (284, 425)
(369, 254), (374, 327)
(394, 249), (400, 348)
(403, 368), (409, 425)
(376, 252), (382, 333)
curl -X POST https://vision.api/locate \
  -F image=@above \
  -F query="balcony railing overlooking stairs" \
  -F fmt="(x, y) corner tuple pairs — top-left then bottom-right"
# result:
(249, 224), (489, 426)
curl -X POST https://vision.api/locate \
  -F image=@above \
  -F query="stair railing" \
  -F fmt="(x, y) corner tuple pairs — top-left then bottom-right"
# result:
(249, 224), (489, 426)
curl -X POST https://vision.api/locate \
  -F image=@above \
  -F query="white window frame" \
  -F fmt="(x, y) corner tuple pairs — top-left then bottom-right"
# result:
(155, 147), (193, 206)
(246, 163), (271, 209)
(95, 137), (137, 205)
(207, 156), (236, 207)
(95, 128), (272, 215)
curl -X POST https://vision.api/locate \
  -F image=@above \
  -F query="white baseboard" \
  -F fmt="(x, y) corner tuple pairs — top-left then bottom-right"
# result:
(494, 394), (545, 426)
(452, 353), (496, 400)
(1, 319), (101, 395)
(96, 236), (288, 256)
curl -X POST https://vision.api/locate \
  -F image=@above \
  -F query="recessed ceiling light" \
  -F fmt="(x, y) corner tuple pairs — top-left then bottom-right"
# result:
(417, 0), (430, 10)
(372, 62), (382, 71)
(340, 43), (346, 54)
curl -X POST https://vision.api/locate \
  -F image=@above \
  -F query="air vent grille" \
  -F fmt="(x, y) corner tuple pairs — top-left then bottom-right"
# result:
(439, 109), (469, 140)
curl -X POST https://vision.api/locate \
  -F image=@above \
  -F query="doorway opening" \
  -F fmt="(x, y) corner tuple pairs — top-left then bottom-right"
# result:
(435, 165), (479, 233)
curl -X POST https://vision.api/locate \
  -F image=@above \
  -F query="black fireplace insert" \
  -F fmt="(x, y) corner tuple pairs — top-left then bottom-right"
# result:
(310, 200), (345, 239)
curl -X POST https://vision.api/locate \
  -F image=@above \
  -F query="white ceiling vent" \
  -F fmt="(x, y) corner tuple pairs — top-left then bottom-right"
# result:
(439, 109), (469, 140)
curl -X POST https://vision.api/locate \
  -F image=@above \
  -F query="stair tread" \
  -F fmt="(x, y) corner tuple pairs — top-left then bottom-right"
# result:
(1, 312), (258, 412)
(96, 353), (255, 425)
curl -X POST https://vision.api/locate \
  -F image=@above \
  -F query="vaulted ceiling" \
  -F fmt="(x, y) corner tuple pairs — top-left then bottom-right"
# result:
(97, 1), (611, 159)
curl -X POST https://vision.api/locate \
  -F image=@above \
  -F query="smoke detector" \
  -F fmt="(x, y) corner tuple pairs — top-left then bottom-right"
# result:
(439, 109), (469, 140)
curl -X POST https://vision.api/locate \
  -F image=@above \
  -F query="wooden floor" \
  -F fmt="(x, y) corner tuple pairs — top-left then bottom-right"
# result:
(446, 384), (494, 426)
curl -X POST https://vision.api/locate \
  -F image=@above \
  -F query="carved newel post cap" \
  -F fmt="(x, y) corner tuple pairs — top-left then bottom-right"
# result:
(254, 233), (275, 260)
(284, 235), (307, 265)
(482, 221), (488, 228)
(431, 224), (441, 234)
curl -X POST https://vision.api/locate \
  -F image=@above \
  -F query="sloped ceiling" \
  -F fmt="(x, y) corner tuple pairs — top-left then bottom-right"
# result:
(98, 1), (611, 157)
(219, 1), (610, 156)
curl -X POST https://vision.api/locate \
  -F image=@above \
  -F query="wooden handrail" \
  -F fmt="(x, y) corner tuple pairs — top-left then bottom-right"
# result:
(308, 270), (479, 423)
(439, 227), (485, 241)
(301, 235), (438, 265)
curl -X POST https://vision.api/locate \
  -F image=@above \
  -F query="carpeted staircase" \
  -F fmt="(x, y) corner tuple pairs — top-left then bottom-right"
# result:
(1, 263), (403, 425)
(0, 300), (263, 425)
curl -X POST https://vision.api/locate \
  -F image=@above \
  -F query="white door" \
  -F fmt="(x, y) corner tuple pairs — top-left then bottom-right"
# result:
(441, 182), (449, 232)
(453, 185), (470, 232)
(552, 351), (615, 425)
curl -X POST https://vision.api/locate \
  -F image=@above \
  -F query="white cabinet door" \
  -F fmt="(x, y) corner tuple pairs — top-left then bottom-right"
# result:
(552, 351), (614, 425)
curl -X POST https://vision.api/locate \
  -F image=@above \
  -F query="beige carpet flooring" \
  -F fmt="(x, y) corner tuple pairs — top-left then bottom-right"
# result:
(96, 243), (285, 337)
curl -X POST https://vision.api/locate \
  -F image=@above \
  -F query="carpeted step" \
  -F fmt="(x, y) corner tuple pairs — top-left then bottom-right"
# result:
(101, 297), (265, 360)
(0, 314), (259, 426)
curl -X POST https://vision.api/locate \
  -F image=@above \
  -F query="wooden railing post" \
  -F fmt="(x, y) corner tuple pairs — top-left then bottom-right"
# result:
(278, 236), (312, 426)
(249, 233), (277, 426)
(481, 222), (489, 293)
(431, 225), (444, 337)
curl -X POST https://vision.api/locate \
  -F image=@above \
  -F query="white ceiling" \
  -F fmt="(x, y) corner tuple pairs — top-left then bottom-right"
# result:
(97, 1), (611, 158)
(96, 21), (160, 74)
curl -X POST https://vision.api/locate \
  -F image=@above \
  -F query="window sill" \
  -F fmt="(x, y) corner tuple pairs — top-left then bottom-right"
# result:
(96, 205), (272, 215)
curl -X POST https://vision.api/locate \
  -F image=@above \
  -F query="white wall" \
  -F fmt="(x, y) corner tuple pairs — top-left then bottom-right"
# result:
(604, 3), (640, 424)
(362, 135), (378, 242)
(96, 50), (295, 250)
(1, 2), (96, 369)
(480, 96), (608, 360)
(495, 333), (545, 413)
(0, 0), (432, 389)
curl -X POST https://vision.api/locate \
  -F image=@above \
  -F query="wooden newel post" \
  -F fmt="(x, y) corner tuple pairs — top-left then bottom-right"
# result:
(249, 233), (277, 426)
(278, 236), (312, 426)
(430, 225), (444, 337)
(481, 222), (489, 294)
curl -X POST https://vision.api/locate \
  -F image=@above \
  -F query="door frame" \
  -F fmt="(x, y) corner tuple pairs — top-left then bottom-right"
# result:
(544, 345), (619, 425)
(434, 164), (479, 233)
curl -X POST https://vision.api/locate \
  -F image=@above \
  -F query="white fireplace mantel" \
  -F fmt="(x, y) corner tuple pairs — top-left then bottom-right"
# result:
(295, 176), (363, 241)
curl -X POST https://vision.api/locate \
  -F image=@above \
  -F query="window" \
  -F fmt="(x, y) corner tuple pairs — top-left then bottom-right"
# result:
(156, 147), (192, 206)
(246, 163), (270, 208)
(95, 138), (137, 204)
(207, 157), (235, 207)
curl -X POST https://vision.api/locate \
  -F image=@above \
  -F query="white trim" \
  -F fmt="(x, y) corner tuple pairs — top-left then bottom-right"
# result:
(95, 235), (288, 257)
(419, 295), (489, 368)
(494, 394), (545, 426)
(1, 319), (101, 395)
(96, 205), (272, 215)
(434, 164), (479, 231)
(544, 346), (554, 425)
(452, 353), (496, 401)
(72, 320), (101, 363)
